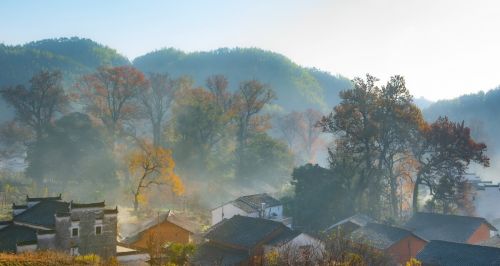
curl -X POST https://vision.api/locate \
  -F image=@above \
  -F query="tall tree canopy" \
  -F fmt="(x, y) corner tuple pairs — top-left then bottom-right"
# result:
(1, 70), (67, 141)
(78, 66), (148, 139)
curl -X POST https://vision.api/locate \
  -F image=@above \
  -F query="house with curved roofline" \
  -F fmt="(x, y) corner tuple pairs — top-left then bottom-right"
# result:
(211, 193), (292, 227)
(0, 194), (118, 259)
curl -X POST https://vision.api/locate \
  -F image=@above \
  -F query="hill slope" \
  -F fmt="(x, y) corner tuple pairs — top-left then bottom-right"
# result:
(0, 37), (129, 87)
(424, 88), (500, 166)
(133, 48), (351, 111)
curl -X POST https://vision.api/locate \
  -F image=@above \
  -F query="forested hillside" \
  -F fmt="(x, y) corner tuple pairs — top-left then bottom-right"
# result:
(0, 37), (129, 87)
(423, 88), (500, 180)
(133, 48), (352, 111)
(424, 88), (500, 155)
(1, 38), (352, 115)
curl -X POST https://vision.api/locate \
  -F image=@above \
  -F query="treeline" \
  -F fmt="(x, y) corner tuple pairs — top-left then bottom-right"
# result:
(424, 87), (500, 157)
(0, 66), (321, 211)
(0, 37), (352, 120)
(287, 75), (489, 231)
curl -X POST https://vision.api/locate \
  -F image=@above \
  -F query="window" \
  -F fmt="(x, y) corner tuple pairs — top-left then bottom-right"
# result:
(70, 247), (79, 256)
(95, 225), (102, 235)
(71, 227), (79, 237)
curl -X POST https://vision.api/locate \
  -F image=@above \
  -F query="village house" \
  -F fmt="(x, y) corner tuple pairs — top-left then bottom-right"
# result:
(350, 222), (428, 265)
(416, 240), (500, 265)
(324, 213), (374, 235)
(211, 193), (292, 227)
(0, 195), (118, 259)
(403, 212), (497, 244)
(191, 215), (321, 265)
(120, 210), (203, 250)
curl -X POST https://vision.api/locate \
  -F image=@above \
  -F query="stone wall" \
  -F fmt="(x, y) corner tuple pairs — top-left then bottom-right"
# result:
(54, 208), (117, 259)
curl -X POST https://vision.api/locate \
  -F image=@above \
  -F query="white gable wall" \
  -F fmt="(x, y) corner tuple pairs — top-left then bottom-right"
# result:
(211, 203), (251, 225)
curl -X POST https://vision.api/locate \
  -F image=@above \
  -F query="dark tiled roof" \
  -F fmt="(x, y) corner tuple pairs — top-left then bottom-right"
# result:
(71, 201), (105, 209)
(104, 208), (118, 215)
(404, 212), (496, 243)
(416, 240), (500, 266)
(351, 223), (424, 250)
(265, 229), (301, 246)
(0, 221), (12, 226)
(14, 200), (70, 228)
(232, 193), (281, 213)
(325, 214), (374, 232)
(26, 194), (62, 202)
(0, 224), (37, 252)
(204, 215), (290, 249)
(190, 243), (249, 266)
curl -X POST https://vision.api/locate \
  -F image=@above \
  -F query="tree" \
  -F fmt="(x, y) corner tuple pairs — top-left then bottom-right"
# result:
(78, 66), (148, 141)
(25, 112), (118, 200)
(298, 109), (323, 162)
(238, 133), (294, 187)
(170, 77), (239, 181)
(412, 117), (489, 213)
(235, 80), (275, 179)
(318, 74), (382, 216)
(319, 74), (428, 219)
(139, 73), (177, 147)
(276, 111), (302, 150)
(1, 70), (67, 142)
(128, 142), (184, 211)
(290, 164), (348, 230)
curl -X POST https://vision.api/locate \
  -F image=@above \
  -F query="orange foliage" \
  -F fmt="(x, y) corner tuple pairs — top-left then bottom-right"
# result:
(128, 142), (184, 210)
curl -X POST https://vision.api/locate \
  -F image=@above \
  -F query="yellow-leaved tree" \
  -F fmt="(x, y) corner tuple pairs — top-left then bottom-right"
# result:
(128, 142), (184, 211)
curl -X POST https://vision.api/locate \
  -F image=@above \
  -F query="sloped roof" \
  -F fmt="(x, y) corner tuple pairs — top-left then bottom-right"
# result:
(231, 193), (281, 213)
(14, 200), (70, 228)
(404, 212), (496, 243)
(71, 201), (105, 209)
(190, 243), (249, 266)
(416, 240), (500, 266)
(0, 224), (37, 252)
(121, 211), (202, 244)
(325, 214), (374, 232)
(204, 215), (292, 249)
(351, 223), (425, 250)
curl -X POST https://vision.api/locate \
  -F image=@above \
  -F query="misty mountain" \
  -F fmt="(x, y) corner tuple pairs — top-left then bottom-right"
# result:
(133, 48), (352, 112)
(424, 88), (500, 157)
(1, 38), (352, 117)
(0, 37), (129, 87)
(414, 96), (434, 109)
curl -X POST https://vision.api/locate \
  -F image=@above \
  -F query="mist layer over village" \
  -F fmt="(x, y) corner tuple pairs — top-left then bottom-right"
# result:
(1, 1), (500, 265)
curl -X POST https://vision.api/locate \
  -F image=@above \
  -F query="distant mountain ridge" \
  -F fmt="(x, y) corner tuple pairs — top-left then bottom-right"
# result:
(0, 37), (352, 114)
(424, 87), (500, 156)
(133, 47), (352, 111)
(0, 37), (129, 87)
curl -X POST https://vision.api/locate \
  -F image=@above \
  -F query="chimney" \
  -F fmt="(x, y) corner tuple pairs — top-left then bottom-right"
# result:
(260, 203), (266, 218)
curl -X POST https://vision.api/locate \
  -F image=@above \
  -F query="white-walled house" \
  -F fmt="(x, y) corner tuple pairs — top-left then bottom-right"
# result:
(211, 193), (291, 227)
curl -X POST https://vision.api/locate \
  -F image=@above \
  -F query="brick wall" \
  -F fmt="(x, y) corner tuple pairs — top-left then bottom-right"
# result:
(387, 235), (427, 265)
(467, 223), (491, 244)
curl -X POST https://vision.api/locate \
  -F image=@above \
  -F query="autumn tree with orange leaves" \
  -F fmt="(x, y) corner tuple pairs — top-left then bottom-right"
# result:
(77, 66), (149, 142)
(128, 142), (184, 211)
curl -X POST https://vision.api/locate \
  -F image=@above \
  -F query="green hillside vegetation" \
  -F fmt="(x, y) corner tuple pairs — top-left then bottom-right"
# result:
(0, 37), (129, 87)
(424, 88), (500, 154)
(133, 47), (351, 111)
(1, 38), (351, 118)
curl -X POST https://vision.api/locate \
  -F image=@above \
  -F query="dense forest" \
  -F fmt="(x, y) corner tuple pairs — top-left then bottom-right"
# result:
(0, 38), (352, 122)
(0, 37), (493, 233)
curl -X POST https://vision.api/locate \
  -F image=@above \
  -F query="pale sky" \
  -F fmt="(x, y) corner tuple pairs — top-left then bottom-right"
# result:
(1, 0), (500, 100)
